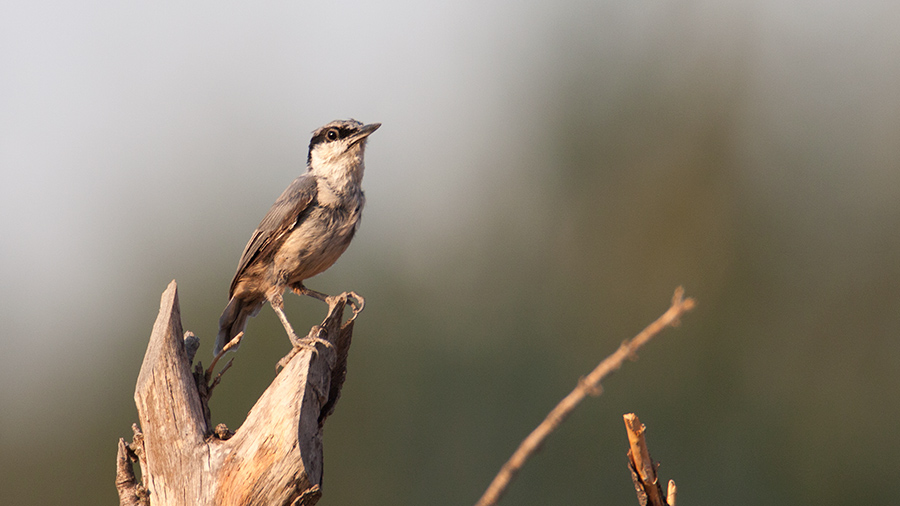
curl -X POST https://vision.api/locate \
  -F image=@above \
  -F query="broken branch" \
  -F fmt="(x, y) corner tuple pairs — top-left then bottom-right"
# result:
(473, 287), (695, 506)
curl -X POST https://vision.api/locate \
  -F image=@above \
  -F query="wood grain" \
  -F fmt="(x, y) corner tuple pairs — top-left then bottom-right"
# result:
(118, 281), (356, 506)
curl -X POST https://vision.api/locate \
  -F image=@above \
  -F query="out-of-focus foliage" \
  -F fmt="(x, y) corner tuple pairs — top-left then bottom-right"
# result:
(2, 1), (899, 505)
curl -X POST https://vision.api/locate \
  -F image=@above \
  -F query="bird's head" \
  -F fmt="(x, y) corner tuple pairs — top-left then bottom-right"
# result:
(307, 119), (380, 188)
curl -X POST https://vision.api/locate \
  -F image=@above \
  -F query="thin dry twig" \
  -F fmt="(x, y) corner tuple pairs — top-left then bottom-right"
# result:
(209, 358), (235, 391)
(473, 287), (695, 506)
(624, 413), (666, 506)
(205, 331), (243, 380)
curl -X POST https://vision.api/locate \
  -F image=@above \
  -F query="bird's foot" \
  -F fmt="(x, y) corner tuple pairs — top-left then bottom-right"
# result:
(346, 291), (365, 315)
(325, 291), (365, 321)
(277, 326), (334, 371)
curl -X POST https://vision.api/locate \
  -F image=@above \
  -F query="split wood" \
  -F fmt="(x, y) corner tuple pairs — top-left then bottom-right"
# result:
(116, 281), (358, 506)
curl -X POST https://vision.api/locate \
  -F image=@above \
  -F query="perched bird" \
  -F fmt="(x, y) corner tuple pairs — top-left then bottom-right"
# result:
(215, 119), (380, 355)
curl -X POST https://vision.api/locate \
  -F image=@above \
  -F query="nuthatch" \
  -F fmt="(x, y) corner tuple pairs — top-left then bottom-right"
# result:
(215, 119), (380, 355)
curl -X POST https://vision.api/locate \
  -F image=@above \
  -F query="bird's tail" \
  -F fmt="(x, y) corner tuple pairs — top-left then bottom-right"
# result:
(215, 296), (261, 356)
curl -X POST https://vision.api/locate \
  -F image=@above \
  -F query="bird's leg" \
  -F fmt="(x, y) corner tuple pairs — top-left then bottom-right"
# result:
(291, 283), (330, 302)
(267, 292), (333, 352)
(292, 283), (365, 316)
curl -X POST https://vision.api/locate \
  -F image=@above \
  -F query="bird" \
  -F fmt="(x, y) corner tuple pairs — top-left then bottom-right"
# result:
(214, 119), (380, 356)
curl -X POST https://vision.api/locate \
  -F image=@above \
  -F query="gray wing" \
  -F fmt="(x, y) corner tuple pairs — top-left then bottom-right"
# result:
(229, 173), (318, 296)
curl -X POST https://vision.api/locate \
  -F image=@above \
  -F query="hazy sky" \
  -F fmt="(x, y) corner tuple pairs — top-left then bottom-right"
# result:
(0, 0), (561, 439)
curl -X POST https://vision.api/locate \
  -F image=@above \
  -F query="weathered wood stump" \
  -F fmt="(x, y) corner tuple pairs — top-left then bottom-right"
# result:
(116, 280), (357, 506)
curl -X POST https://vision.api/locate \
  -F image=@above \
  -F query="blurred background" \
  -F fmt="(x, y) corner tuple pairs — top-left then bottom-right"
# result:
(2, 0), (899, 504)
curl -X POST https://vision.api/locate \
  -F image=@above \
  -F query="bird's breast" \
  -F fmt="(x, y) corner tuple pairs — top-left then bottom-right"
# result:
(273, 201), (362, 283)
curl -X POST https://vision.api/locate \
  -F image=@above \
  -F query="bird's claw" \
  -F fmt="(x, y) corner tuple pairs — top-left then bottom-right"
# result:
(324, 291), (365, 320)
(346, 291), (365, 316)
(289, 327), (334, 354)
(277, 327), (334, 371)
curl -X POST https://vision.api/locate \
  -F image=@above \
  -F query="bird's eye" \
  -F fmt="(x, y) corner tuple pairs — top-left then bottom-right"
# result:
(326, 129), (339, 141)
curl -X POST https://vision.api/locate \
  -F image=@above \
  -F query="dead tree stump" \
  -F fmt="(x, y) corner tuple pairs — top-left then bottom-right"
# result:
(116, 280), (357, 506)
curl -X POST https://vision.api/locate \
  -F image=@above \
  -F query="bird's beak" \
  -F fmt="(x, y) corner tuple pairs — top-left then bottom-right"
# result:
(349, 122), (381, 145)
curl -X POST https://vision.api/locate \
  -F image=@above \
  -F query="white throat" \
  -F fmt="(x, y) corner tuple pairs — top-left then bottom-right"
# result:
(309, 141), (366, 198)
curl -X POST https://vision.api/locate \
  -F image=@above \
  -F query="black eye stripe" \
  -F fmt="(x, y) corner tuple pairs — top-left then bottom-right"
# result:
(311, 127), (358, 147)
(307, 121), (366, 164)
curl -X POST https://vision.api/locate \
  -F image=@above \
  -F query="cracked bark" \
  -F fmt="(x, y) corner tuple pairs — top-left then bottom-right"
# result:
(116, 280), (356, 506)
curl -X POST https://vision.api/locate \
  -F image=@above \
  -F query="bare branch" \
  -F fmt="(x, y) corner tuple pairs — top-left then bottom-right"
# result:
(206, 331), (244, 380)
(474, 287), (695, 506)
(624, 413), (666, 506)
